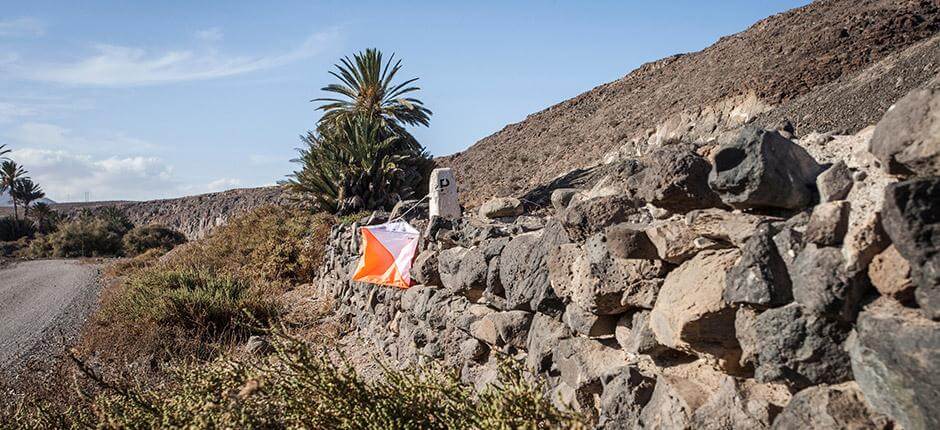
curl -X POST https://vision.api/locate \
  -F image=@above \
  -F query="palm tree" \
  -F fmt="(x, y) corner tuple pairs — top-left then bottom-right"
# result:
(0, 144), (10, 160)
(1, 160), (28, 219)
(31, 202), (59, 234)
(11, 178), (44, 219)
(314, 48), (432, 138)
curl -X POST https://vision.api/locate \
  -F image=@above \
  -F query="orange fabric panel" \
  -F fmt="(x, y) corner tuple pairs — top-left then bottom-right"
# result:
(352, 227), (410, 289)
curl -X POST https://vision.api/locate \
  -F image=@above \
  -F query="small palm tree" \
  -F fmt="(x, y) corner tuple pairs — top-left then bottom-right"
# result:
(11, 177), (44, 219)
(1, 160), (28, 219)
(286, 49), (434, 215)
(31, 202), (59, 234)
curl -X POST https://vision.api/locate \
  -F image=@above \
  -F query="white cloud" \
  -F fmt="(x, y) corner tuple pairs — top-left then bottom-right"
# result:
(195, 27), (224, 43)
(0, 18), (45, 37)
(0, 102), (38, 123)
(206, 177), (241, 192)
(10, 148), (177, 201)
(4, 121), (158, 153)
(10, 29), (338, 86)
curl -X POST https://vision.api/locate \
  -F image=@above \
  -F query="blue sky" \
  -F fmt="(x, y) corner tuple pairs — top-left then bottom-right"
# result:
(0, 0), (810, 202)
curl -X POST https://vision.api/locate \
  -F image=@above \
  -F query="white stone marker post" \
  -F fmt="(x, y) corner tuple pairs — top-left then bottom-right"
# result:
(429, 168), (461, 219)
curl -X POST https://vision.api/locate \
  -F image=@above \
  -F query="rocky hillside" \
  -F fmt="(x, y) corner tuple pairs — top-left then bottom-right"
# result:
(314, 83), (940, 429)
(440, 0), (940, 207)
(56, 186), (284, 239)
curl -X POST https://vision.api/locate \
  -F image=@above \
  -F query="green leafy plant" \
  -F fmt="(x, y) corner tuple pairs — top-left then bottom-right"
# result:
(122, 224), (187, 256)
(0, 160), (28, 219)
(285, 48), (434, 215)
(3, 334), (587, 429)
(10, 177), (45, 219)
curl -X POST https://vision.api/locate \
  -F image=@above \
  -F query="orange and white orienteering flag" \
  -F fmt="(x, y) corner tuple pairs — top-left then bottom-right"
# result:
(352, 220), (420, 289)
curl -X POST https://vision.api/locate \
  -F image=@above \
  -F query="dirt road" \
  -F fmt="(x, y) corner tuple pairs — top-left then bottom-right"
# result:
(0, 260), (102, 371)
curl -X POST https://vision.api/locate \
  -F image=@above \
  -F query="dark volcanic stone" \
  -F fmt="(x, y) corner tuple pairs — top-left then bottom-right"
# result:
(848, 299), (940, 430)
(881, 177), (940, 319)
(598, 367), (656, 430)
(708, 127), (825, 210)
(752, 303), (853, 389)
(771, 382), (893, 430)
(791, 244), (869, 322)
(869, 87), (940, 177)
(724, 224), (793, 306)
(627, 145), (725, 213)
(499, 220), (570, 314)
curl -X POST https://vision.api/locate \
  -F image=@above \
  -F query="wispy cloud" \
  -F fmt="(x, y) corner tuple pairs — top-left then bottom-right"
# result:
(10, 148), (177, 201)
(9, 29), (338, 87)
(195, 27), (224, 43)
(0, 102), (38, 123)
(4, 122), (159, 154)
(0, 18), (45, 37)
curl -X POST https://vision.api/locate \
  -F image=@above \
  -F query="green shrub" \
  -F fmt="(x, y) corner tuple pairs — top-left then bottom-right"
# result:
(3, 335), (587, 429)
(41, 217), (123, 257)
(162, 205), (333, 289)
(0, 215), (34, 241)
(122, 224), (187, 256)
(113, 269), (279, 341)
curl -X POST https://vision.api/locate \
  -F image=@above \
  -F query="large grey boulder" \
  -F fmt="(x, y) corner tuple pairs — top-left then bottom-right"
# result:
(438, 246), (487, 300)
(478, 197), (524, 219)
(562, 233), (668, 315)
(638, 370), (717, 430)
(559, 194), (643, 241)
(724, 224), (793, 306)
(847, 299), (940, 430)
(882, 178), (940, 319)
(708, 127), (825, 210)
(650, 249), (742, 369)
(869, 87), (940, 177)
(499, 220), (570, 313)
(646, 209), (766, 264)
(627, 146), (725, 213)
(771, 382), (893, 430)
(751, 303), (852, 389)
(525, 312), (571, 374)
(597, 367), (656, 430)
(791, 244), (868, 322)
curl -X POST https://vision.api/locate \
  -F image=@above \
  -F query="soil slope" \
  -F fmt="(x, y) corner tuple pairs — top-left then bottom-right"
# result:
(439, 0), (940, 206)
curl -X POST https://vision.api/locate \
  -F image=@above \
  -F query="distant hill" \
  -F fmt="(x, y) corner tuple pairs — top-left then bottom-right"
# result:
(438, 0), (940, 207)
(0, 190), (55, 207)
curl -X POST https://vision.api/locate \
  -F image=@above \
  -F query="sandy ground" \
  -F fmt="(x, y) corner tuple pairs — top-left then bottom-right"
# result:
(0, 259), (102, 373)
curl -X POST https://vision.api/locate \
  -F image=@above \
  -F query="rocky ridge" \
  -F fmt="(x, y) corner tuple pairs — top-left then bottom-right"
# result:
(439, 0), (940, 207)
(312, 83), (940, 429)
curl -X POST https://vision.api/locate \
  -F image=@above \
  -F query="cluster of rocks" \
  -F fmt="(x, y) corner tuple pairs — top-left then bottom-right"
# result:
(316, 86), (940, 429)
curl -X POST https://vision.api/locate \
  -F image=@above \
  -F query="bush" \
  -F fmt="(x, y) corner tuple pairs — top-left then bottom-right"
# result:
(113, 269), (279, 341)
(0, 215), (34, 241)
(39, 217), (124, 257)
(162, 205), (333, 289)
(122, 224), (186, 256)
(4, 335), (587, 429)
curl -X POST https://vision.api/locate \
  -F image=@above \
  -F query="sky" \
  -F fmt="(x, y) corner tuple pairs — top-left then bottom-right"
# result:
(0, 0), (811, 202)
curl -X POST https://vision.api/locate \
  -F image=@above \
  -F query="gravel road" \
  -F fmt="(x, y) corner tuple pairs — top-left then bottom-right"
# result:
(0, 259), (102, 372)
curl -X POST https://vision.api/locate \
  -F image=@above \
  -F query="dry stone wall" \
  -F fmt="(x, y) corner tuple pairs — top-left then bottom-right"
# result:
(315, 85), (940, 429)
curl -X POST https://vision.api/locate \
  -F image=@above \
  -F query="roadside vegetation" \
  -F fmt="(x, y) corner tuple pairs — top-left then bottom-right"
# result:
(0, 50), (585, 428)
